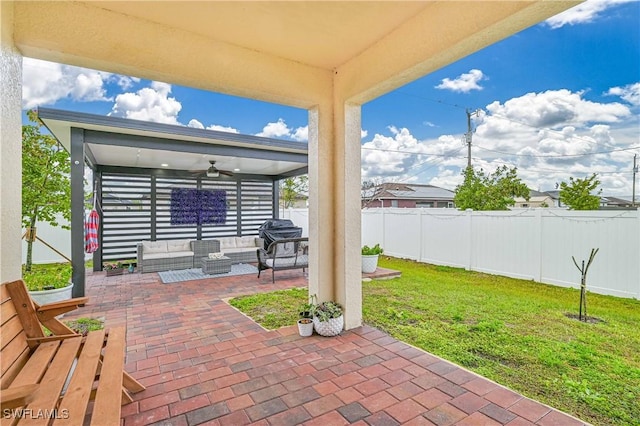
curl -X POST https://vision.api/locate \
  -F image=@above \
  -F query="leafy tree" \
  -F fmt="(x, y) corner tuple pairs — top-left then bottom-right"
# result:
(22, 110), (71, 271)
(454, 165), (529, 211)
(280, 175), (308, 208)
(559, 174), (601, 210)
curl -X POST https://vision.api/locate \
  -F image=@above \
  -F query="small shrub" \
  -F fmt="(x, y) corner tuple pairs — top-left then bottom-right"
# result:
(362, 244), (384, 255)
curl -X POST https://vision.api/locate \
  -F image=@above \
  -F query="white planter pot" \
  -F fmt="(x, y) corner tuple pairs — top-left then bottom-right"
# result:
(313, 315), (344, 337)
(28, 283), (73, 313)
(297, 319), (314, 337)
(362, 254), (379, 273)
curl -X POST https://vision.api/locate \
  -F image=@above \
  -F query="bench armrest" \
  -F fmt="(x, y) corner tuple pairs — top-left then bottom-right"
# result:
(0, 384), (39, 410)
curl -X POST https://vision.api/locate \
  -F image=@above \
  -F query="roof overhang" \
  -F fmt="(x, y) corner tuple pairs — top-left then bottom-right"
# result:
(38, 108), (308, 179)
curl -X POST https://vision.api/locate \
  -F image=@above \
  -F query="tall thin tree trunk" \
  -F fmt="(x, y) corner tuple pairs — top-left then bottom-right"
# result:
(25, 215), (37, 272)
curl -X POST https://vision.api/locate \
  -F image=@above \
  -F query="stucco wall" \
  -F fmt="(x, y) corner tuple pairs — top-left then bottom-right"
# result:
(0, 2), (23, 282)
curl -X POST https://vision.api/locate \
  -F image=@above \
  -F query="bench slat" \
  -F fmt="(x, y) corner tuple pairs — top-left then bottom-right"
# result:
(10, 341), (60, 387)
(1, 316), (26, 352)
(19, 337), (82, 426)
(1, 334), (30, 380)
(55, 330), (106, 426)
(90, 327), (125, 426)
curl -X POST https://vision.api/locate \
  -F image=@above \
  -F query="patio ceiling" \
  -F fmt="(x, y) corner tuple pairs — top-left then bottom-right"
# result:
(38, 108), (308, 178)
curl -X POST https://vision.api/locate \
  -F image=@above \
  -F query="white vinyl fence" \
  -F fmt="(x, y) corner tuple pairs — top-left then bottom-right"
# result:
(362, 208), (640, 299)
(282, 208), (640, 300)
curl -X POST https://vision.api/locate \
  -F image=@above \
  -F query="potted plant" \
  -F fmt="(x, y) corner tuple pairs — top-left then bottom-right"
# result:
(312, 300), (344, 337)
(362, 244), (383, 273)
(297, 297), (316, 337)
(23, 262), (74, 307)
(103, 261), (124, 276)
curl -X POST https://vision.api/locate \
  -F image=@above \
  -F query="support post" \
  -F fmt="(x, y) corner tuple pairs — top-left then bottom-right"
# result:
(70, 128), (86, 297)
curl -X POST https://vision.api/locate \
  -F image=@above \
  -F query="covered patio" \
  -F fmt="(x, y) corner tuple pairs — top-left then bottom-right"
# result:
(68, 269), (586, 425)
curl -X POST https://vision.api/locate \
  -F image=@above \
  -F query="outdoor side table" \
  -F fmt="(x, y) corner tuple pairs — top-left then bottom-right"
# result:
(201, 256), (232, 274)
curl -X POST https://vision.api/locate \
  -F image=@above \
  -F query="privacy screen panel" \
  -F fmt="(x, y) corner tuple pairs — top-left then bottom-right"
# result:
(170, 188), (227, 225)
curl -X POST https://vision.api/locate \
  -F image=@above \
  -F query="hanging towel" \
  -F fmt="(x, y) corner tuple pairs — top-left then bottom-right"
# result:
(85, 209), (100, 253)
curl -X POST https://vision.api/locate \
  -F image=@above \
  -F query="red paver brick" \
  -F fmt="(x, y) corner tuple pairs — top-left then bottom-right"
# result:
(302, 410), (349, 426)
(462, 378), (500, 396)
(508, 398), (551, 422)
(387, 381), (424, 400)
(484, 387), (522, 408)
(124, 405), (170, 426)
(359, 363), (393, 379)
(226, 394), (254, 411)
(139, 390), (181, 412)
(313, 380), (340, 396)
(169, 394), (210, 417)
(537, 410), (585, 426)
(385, 398), (427, 423)
(335, 387), (365, 404)
(355, 377), (391, 396)
(423, 402), (467, 426)
(413, 388), (453, 410)
(449, 392), (490, 414)
(360, 390), (400, 413)
(456, 411), (502, 426)
(403, 416), (437, 425)
(266, 406), (312, 426)
(381, 368), (414, 386)
(303, 394), (343, 417)
(218, 410), (252, 426)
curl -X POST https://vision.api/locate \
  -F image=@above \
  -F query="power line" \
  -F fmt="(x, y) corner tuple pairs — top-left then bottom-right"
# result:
(474, 144), (640, 158)
(361, 146), (467, 158)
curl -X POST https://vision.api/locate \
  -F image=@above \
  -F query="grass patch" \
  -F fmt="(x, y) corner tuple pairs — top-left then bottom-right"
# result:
(64, 318), (104, 335)
(229, 257), (640, 425)
(22, 262), (72, 291)
(229, 288), (307, 329)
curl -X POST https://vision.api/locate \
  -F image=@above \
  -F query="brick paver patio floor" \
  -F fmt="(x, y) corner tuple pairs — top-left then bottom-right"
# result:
(69, 266), (588, 425)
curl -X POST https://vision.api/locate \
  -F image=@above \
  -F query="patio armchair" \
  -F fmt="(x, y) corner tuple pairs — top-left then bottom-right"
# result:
(257, 237), (309, 283)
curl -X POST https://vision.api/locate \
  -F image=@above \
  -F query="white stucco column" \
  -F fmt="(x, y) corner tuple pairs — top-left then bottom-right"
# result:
(308, 97), (362, 330)
(0, 2), (23, 283)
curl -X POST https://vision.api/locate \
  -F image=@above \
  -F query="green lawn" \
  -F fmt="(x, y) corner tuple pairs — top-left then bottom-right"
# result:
(229, 256), (640, 425)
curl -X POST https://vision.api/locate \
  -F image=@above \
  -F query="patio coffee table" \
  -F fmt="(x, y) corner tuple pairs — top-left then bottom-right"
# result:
(201, 256), (232, 275)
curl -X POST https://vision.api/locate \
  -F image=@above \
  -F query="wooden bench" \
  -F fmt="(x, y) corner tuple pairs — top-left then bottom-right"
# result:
(1, 279), (145, 425)
(257, 237), (309, 283)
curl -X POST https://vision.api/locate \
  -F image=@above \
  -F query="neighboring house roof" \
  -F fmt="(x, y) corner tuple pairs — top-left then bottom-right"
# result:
(603, 196), (634, 206)
(372, 183), (455, 201)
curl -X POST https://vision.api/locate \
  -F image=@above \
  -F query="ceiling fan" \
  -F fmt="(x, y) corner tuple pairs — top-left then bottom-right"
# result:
(192, 160), (234, 178)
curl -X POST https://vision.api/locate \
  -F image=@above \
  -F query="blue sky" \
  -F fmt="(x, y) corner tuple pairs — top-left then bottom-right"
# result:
(22, 0), (640, 196)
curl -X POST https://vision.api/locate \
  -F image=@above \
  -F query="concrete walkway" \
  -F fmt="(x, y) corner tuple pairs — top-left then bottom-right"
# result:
(70, 267), (588, 425)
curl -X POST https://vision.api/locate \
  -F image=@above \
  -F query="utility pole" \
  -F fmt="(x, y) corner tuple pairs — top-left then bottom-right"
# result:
(633, 153), (638, 207)
(464, 109), (480, 169)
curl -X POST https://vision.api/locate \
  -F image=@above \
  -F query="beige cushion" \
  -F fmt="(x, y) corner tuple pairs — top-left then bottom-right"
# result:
(223, 247), (255, 254)
(143, 252), (170, 260)
(167, 239), (191, 252)
(166, 251), (194, 258)
(142, 241), (167, 254)
(218, 237), (237, 249)
(235, 237), (257, 248)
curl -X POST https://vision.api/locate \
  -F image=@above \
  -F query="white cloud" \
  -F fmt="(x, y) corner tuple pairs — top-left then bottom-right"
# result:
(116, 75), (140, 91)
(22, 58), (112, 109)
(187, 118), (238, 133)
(361, 129), (368, 139)
(207, 124), (239, 133)
(292, 126), (308, 142)
(606, 82), (640, 106)
(363, 88), (639, 195)
(435, 69), (486, 93)
(545, 0), (635, 29)
(109, 81), (182, 125)
(256, 118), (291, 138)
(187, 119), (204, 129)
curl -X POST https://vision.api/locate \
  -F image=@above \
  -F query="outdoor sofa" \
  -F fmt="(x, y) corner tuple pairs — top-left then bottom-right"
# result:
(137, 237), (264, 273)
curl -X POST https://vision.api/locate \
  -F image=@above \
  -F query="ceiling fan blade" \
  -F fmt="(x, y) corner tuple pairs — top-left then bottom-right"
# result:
(219, 170), (234, 176)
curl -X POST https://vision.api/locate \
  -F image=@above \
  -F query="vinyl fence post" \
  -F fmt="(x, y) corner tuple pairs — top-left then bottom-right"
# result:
(533, 208), (543, 282)
(466, 209), (473, 271)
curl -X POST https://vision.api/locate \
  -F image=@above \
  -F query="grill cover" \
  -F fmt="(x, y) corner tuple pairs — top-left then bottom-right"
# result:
(259, 219), (303, 248)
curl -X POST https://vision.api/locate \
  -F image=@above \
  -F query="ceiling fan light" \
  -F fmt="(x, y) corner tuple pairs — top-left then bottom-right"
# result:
(206, 167), (219, 178)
